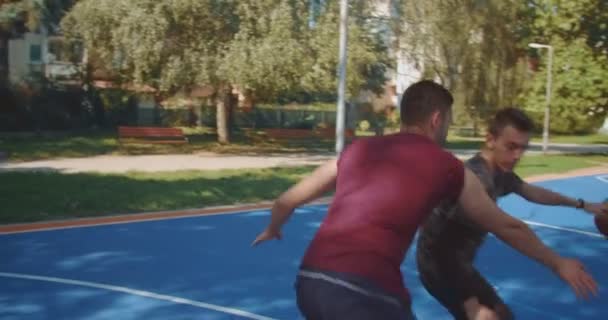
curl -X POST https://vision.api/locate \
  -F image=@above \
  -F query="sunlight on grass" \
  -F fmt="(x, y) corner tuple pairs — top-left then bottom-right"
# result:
(531, 133), (608, 145)
(448, 133), (608, 145)
(0, 166), (316, 224)
(1, 153), (606, 224)
(1, 129), (606, 162)
(515, 154), (608, 177)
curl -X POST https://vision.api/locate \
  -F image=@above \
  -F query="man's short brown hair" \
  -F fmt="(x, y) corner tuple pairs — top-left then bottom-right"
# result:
(487, 107), (535, 136)
(400, 80), (454, 125)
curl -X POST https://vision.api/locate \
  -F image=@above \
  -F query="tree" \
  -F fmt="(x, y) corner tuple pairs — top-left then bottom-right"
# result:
(221, 0), (311, 104)
(521, 39), (607, 134)
(397, 1), (533, 132)
(519, 0), (608, 133)
(0, 0), (76, 32)
(458, 1), (531, 132)
(61, 0), (239, 143)
(61, 0), (394, 141)
(302, 0), (392, 100)
(222, 0), (391, 105)
(0, 0), (41, 32)
(218, 0), (311, 139)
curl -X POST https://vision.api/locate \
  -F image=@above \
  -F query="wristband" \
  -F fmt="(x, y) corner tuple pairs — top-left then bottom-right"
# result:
(576, 198), (585, 209)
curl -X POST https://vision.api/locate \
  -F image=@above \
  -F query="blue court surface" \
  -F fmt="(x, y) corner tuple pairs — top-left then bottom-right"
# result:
(1, 174), (607, 319)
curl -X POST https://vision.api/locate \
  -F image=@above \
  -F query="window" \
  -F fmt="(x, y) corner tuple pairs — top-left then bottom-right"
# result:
(30, 44), (42, 62)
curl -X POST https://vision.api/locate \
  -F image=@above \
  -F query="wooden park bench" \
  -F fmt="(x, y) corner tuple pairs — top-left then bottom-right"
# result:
(118, 126), (188, 144)
(262, 128), (355, 140)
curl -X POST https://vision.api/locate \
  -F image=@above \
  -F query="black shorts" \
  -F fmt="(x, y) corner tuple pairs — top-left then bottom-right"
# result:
(295, 268), (417, 320)
(417, 256), (513, 320)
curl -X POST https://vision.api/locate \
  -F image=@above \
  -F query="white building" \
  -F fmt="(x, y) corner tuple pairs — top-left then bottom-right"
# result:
(373, 0), (423, 105)
(355, 0), (422, 113)
(8, 31), (82, 85)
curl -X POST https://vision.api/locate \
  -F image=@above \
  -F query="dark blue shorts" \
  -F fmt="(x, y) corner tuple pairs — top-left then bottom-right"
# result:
(295, 268), (417, 320)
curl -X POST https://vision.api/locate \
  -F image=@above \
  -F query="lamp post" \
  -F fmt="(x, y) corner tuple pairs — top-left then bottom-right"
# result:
(335, 0), (348, 154)
(528, 43), (553, 154)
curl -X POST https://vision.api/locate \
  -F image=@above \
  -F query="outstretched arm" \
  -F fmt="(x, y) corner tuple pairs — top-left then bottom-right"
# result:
(252, 159), (338, 246)
(458, 168), (598, 299)
(517, 182), (608, 216)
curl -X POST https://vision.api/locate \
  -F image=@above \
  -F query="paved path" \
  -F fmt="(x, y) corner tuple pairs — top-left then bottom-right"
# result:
(0, 143), (606, 174)
(0, 152), (336, 173)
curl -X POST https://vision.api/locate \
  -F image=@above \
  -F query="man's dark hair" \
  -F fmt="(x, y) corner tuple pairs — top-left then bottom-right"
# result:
(487, 107), (535, 136)
(399, 80), (454, 125)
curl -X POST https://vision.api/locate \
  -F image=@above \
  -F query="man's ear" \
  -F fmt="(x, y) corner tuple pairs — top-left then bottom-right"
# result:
(429, 110), (442, 129)
(486, 132), (496, 150)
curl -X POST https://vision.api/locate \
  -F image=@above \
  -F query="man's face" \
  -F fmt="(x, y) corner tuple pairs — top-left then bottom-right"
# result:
(486, 125), (530, 171)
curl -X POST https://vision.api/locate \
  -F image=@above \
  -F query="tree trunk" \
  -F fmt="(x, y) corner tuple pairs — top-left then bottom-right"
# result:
(0, 30), (9, 85)
(216, 88), (231, 144)
(473, 118), (479, 137)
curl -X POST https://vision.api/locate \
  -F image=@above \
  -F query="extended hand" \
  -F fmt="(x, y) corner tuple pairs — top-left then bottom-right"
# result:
(554, 258), (598, 299)
(251, 227), (282, 246)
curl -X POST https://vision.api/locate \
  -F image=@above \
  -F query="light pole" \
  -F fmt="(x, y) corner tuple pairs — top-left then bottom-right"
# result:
(528, 43), (553, 154)
(335, 0), (348, 154)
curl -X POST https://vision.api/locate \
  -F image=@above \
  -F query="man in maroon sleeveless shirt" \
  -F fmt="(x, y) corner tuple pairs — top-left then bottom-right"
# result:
(252, 80), (597, 320)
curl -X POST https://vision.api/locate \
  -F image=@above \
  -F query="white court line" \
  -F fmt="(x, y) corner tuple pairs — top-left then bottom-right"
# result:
(523, 220), (605, 239)
(596, 175), (608, 183)
(0, 272), (278, 320)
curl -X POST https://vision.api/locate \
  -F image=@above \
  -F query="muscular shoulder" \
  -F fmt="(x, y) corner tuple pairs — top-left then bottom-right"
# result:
(464, 154), (489, 176)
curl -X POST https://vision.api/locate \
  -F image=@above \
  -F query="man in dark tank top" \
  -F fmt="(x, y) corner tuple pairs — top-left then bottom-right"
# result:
(417, 108), (607, 319)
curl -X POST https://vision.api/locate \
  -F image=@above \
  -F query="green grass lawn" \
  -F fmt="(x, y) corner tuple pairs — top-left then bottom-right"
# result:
(1, 153), (606, 225)
(0, 131), (118, 162)
(514, 154), (608, 177)
(0, 129), (337, 162)
(2, 129), (606, 162)
(530, 133), (608, 145)
(447, 132), (608, 146)
(0, 166), (317, 224)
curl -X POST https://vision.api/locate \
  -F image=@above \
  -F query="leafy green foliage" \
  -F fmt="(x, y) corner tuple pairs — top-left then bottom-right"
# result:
(520, 0), (608, 133)
(0, 0), (75, 32)
(302, 0), (391, 98)
(221, 0), (311, 102)
(61, 0), (238, 94)
(399, 0), (530, 128)
(61, 0), (390, 102)
(521, 39), (608, 133)
(59, 0), (392, 143)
